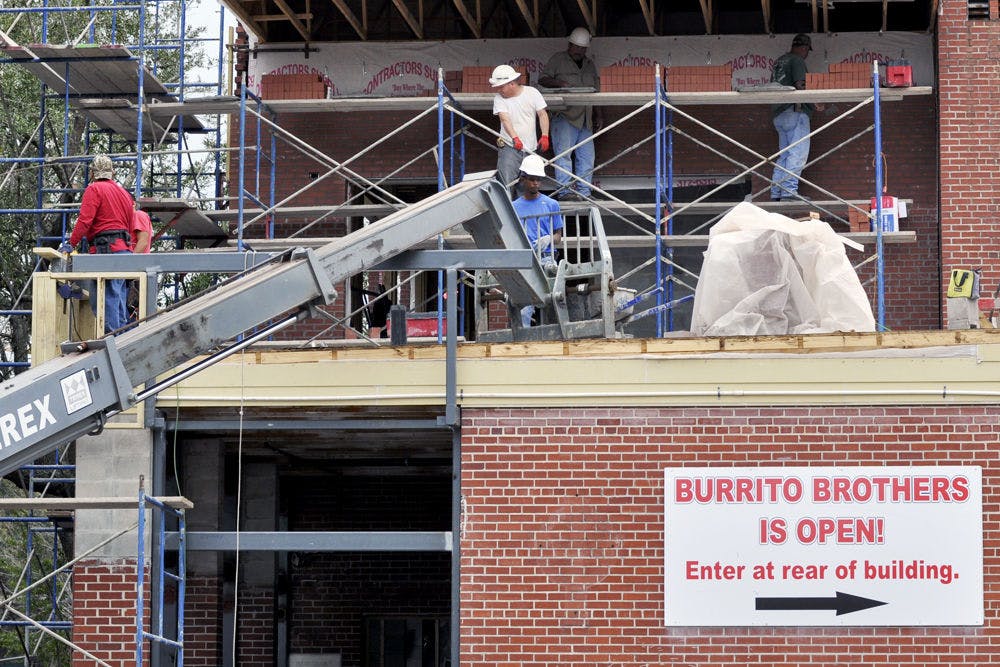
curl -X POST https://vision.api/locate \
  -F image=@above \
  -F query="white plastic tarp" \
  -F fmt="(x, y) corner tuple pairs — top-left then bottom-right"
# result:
(690, 202), (876, 336)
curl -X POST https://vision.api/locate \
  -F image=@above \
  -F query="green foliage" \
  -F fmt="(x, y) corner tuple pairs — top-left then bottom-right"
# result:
(0, 479), (72, 665)
(0, 2), (218, 661)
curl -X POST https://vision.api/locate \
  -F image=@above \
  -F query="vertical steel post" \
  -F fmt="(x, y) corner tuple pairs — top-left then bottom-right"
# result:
(177, 508), (186, 667)
(237, 81), (247, 251)
(269, 119), (277, 239)
(449, 422), (461, 667)
(654, 64), (664, 337)
(135, 0), (145, 189)
(437, 69), (447, 342)
(175, 0), (186, 198)
(137, 481), (147, 667)
(667, 105), (675, 332)
(872, 61), (885, 330)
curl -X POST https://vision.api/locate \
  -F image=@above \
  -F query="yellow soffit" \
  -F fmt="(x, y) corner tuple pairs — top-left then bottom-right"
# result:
(156, 330), (1000, 409)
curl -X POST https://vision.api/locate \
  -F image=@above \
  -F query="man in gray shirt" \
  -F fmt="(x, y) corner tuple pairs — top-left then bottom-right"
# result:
(538, 27), (602, 201)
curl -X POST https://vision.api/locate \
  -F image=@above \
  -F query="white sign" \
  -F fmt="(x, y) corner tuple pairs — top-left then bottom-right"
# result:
(248, 32), (932, 97)
(664, 466), (983, 626)
(60, 370), (93, 415)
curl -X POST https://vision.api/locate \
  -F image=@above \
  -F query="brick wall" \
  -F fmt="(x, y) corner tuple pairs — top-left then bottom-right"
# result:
(73, 558), (149, 666)
(938, 3), (1000, 312)
(237, 587), (275, 666)
(185, 576), (222, 666)
(461, 406), (1000, 665)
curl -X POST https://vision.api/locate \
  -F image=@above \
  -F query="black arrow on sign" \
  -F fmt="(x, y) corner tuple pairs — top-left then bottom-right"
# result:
(755, 591), (887, 616)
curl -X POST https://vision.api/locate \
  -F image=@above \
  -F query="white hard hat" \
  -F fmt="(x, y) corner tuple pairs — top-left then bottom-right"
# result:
(519, 154), (547, 178)
(568, 27), (591, 47)
(489, 64), (521, 87)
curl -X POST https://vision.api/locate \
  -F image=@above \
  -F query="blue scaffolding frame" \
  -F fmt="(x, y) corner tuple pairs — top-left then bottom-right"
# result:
(222, 58), (892, 340)
(136, 481), (187, 667)
(0, 2), (221, 662)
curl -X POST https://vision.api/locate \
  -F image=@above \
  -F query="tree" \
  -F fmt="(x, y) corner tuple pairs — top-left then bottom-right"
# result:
(0, 2), (214, 662)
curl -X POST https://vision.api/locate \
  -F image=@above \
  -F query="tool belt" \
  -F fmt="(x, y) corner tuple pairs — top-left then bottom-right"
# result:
(90, 229), (129, 254)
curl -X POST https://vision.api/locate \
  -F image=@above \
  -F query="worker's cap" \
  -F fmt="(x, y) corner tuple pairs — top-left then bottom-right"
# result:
(568, 27), (591, 48)
(489, 64), (521, 87)
(792, 33), (813, 51)
(519, 154), (548, 178)
(90, 154), (114, 180)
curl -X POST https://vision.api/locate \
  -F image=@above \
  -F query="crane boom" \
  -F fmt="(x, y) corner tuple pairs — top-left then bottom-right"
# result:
(0, 176), (537, 477)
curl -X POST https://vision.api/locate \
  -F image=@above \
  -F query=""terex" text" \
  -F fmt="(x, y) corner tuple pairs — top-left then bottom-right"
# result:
(0, 395), (57, 448)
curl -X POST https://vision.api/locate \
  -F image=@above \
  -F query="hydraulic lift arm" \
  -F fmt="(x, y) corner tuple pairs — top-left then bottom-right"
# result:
(0, 176), (522, 477)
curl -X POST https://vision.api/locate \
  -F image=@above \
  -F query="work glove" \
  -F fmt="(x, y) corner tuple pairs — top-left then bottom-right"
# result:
(538, 135), (550, 152)
(58, 241), (74, 254)
(511, 136), (523, 151)
(534, 234), (552, 253)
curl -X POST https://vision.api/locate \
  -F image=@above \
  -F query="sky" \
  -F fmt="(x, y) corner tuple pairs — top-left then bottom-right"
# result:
(185, 0), (236, 92)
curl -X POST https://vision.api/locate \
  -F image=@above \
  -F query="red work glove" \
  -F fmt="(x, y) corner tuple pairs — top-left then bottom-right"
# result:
(538, 135), (550, 152)
(512, 136), (523, 151)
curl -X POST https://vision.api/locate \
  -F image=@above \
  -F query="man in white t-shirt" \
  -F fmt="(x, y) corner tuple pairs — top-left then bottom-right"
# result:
(490, 64), (549, 197)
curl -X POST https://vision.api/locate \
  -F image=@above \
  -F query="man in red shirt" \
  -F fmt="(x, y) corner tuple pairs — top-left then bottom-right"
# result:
(60, 154), (135, 333)
(131, 204), (153, 254)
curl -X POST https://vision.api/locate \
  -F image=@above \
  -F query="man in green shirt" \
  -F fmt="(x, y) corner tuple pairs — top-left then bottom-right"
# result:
(770, 33), (824, 201)
(539, 27), (602, 201)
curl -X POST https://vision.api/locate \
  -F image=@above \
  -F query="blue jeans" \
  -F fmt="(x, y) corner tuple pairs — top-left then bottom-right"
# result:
(550, 116), (595, 196)
(519, 255), (557, 327)
(771, 108), (810, 200)
(497, 146), (526, 197)
(87, 249), (131, 333)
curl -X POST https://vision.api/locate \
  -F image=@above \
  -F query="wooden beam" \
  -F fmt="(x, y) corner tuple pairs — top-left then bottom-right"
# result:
(391, 0), (424, 39)
(821, 0), (829, 33)
(697, 0), (712, 34)
(273, 0), (312, 41)
(575, 0), (595, 34)
(761, 0), (771, 33)
(882, 0), (888, 33)
(512, 0), (538, 37)
(637, 0), (655, 35)
(218, 1), (267, 41)
(0, 497), (194, 511)
(329, 0), (367, 39)
(254, 12), (315, 22)
(811, 0), (818, 33)
(451, 0), (481, 38)
(927, 0), (939, 33)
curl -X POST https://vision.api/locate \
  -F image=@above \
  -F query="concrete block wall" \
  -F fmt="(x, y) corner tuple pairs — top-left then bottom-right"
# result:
(460, 405), (1000, 666)
(938, 1), (1000, 305)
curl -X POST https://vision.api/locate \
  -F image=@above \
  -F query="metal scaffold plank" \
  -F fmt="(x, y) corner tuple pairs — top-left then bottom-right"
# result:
(1, 43), (205, 134)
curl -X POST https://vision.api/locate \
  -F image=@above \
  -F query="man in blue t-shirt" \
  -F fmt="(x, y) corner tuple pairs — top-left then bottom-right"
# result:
(512, 154), (563, 327)
(770, 33), (824, 201)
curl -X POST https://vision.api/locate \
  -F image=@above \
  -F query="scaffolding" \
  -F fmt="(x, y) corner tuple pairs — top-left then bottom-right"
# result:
(0, 5), (927, 658)
(0, 0), (227, 375)
(215, 64), (917, 340)
(0, 1), (219, 662)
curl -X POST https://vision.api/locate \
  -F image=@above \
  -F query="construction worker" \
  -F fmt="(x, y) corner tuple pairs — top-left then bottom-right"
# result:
(61, 154), (135, 333)
(538, 27), (602, 201)
(770, 33), (825, 201)
(512, 154), (563, 327)
(131, 200), (153, 254)
(491, 64), (549, 197)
